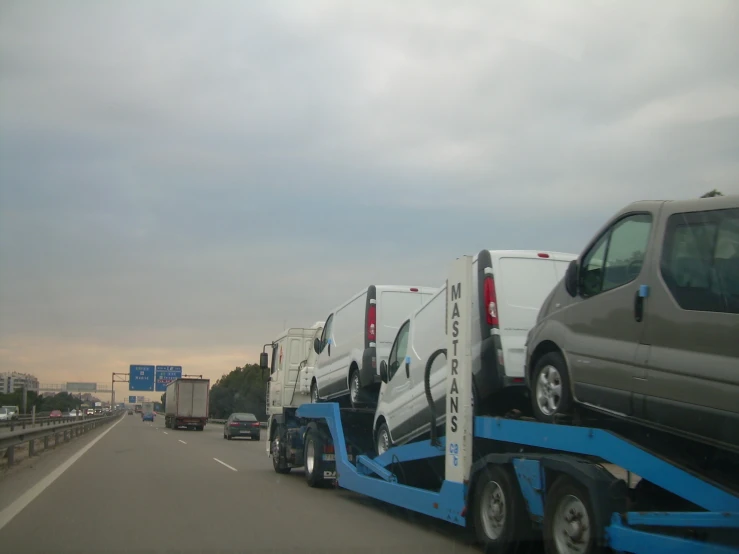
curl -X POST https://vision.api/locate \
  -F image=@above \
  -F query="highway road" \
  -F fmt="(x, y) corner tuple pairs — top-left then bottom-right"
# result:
(0, 413), (482, 554)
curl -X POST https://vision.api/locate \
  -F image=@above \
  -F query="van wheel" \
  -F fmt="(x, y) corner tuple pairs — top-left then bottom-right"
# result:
(349, 370), (362, 408)
(531, 352), (572, 423)
(375, 423), (391, 456)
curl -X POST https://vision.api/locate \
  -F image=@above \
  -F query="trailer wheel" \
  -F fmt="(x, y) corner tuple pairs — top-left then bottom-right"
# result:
(543, 475), (601, 554)
(472, 465), (528, 553)
(304, 427), (326, 488)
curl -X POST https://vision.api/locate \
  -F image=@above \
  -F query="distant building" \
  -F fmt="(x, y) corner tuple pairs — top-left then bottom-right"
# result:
(0, 371), (40, 394)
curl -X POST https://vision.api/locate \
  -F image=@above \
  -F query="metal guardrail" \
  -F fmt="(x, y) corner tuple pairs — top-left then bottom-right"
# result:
(1, 412), (122, 468)
(0, 413), (109, 432)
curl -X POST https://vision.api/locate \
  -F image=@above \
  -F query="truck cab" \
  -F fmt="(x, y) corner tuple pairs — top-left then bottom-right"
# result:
(264, 323), (324, 417)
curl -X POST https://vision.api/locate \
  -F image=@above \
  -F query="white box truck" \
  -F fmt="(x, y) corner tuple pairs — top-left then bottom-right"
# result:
(164, 378), (210, 431)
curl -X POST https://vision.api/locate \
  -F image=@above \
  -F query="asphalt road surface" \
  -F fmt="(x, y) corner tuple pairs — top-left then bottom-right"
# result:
(0, 414), (484, 554)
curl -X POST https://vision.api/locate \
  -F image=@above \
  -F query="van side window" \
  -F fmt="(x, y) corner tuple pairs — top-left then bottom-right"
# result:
(580, 214), (653, 297)
(320, 314), (334, 353)
(661, 208), (739, 314)
(388, 320), (410, 381)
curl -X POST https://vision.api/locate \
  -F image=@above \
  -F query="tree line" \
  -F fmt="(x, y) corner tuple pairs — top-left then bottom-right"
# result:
(0, 390), (84, 414)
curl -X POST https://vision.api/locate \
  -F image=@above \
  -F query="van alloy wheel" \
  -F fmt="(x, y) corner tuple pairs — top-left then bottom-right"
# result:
(536, 364), (562, 416)
(376, 424), (390, 456)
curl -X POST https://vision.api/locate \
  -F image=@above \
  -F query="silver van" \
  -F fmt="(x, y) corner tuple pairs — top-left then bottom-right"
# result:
(311, 285), (438, 408)
(525, 196), (739, 451)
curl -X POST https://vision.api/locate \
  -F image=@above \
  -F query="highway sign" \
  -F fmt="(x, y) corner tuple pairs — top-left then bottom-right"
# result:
(128, 395), (136, 403)
(67, 382), (97, 392)
(155, 365), (182, 392)
(129, 365), (155, 391)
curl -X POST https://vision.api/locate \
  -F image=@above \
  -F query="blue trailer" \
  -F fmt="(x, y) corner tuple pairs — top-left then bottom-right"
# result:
(290, 256), (739, 553)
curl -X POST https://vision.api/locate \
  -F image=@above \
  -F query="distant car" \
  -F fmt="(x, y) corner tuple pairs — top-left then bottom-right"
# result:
(86, 408), (94, 415)
(223, 413), (261, 440)
(128, 410), (133, 415)
(2, 406), (19, 420)
(0, 407), (9, 421)
(142, 412), (155, 422)
(49, 410), (63, 418)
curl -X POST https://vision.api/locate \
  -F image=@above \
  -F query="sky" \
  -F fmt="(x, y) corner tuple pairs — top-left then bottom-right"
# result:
(1, 1), (737, 397)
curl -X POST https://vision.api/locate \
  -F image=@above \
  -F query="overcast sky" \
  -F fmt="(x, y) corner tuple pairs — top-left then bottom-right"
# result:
(1, 1), (737, 396)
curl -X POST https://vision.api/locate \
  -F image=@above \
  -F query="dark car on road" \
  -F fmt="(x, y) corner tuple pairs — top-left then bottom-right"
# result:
(223, 413), (260, 440)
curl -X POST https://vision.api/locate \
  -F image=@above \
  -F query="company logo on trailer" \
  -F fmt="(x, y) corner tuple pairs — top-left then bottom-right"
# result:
(448, 282), (462, 435)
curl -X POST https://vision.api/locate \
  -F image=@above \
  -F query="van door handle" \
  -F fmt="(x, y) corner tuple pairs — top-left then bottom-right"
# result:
(634, 284), (649, 323)
(405, 356), (411, 379)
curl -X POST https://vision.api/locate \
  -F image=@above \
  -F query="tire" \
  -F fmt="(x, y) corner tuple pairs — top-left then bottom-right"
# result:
(227, 434), (232, 440)
(223, 433), (226, 439)
(310, 382), (320, 404)
(543, 475), (601, 554)
(349, 370), (362, 408)
(303, 427), (326, 487)
(531, 351), (572, 423)
(375, 423), (391, 456)
(271, 426), (291, 474)
(471, 465), (529, 553)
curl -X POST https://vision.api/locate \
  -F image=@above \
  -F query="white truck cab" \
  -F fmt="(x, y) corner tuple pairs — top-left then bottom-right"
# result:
(266, 323), (324, 418)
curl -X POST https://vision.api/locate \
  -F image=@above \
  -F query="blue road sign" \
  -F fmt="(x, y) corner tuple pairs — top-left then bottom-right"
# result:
(129, 365), (155, 391)
(128, 396), (136, 403)
(155, 365), (182, 392)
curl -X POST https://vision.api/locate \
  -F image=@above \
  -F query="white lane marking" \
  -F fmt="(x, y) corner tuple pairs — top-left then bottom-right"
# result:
(213, 458), (238, 472)
(178, 440), (187, 444)
(163, 431), (168, 435)
(0, 416), (124, 532)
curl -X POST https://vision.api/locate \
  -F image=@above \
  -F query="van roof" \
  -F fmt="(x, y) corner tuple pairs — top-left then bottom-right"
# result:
(475, 250), (578, 263)
(623, 195), (738, 212)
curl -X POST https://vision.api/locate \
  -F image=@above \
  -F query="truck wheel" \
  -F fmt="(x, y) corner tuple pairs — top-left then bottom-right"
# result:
(271, 431), (291, 474)
(472, 465), (529, 553)
(531, 352), (572, 423)
(310, 382), (320, 404)
(543, 475), (601, 554)
(304, 427), (326, 488)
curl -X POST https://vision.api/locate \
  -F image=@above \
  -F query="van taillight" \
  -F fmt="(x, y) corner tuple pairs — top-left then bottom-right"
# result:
(367, 304), (376, 341)
(537, 253), (550, 258)
(484, 275), (499, 327)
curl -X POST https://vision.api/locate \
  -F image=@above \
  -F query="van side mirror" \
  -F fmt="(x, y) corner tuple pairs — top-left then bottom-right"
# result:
(564, 260), (579, 297)
(259, 352), (269, 369)
(313, 337), (321, 354)
(380, 361), (388, 383)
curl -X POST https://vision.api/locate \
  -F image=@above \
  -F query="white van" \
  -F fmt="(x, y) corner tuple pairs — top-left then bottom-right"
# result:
(312, 285), (439, 408)
(374, 250), (577, 454)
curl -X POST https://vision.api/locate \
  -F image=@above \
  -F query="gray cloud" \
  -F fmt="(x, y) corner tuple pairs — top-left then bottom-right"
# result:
(1, 0), (737, 383)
